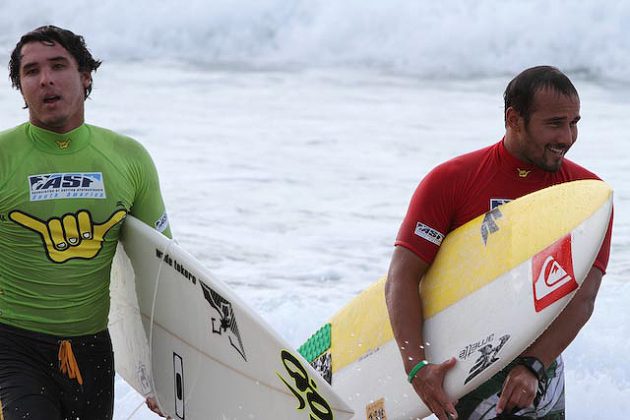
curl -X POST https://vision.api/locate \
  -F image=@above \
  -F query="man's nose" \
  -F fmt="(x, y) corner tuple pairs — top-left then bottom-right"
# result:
(39, 68), (54, 86)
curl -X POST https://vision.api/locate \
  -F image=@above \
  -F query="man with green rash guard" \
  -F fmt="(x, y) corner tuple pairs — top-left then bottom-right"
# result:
(0, 26), (170, 419)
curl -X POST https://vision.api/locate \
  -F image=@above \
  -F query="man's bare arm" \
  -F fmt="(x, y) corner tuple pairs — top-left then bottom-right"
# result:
(385, 246), (458, 419)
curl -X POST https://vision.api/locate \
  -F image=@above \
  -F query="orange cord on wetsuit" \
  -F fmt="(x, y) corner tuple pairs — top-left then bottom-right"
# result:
(58, 340), (84, 385)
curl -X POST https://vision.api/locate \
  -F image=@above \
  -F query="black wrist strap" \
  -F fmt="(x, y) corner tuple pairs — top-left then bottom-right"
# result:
(515, 356), (546, 382)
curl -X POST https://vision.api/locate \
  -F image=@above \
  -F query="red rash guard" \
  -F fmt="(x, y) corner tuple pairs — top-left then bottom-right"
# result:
(395, 139), (612, 273)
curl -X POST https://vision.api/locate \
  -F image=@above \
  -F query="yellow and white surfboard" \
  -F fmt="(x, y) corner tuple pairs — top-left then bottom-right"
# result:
(298, 180), (613, 419)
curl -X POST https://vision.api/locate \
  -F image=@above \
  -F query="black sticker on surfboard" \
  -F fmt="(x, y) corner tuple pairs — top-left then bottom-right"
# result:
(173, 352), (185, 419)
(155, 249), (197, 285)
(463, 334), (510, 384)
(277, 350), (333, 420)
(199, 282), (247, 361)
(310, 351), (332, 385)
(481, 208), (502, 245)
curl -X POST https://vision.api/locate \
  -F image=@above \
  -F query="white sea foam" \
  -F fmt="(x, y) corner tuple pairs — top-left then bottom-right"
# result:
(1, 0), (630, 81)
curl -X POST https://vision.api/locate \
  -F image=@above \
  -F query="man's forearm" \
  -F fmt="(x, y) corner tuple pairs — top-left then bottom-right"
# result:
(386, 277), (427, 372)
(385, 246), (431, 372)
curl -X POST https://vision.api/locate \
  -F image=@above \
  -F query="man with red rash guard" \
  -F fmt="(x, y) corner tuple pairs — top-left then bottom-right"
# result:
(386, 66), (612, 419)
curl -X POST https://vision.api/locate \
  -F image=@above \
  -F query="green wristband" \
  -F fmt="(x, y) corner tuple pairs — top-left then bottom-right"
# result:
(407, 360), (429, 383)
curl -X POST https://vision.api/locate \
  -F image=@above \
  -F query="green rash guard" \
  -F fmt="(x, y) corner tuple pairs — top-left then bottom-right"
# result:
(0, 122), (172, 336)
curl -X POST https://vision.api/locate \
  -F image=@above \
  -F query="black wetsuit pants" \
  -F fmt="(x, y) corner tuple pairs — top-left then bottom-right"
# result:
(0, 323), (114, 420)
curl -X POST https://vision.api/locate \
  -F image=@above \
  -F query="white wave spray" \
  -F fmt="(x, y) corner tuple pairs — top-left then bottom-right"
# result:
(0, 0), (629, 81)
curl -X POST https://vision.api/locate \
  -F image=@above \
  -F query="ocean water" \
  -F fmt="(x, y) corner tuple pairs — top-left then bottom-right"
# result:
(1, 0), (630, 81)
(0, 2), (629, 419)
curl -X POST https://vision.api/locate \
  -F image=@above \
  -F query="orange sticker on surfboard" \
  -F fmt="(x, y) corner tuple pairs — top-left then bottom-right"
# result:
(532, 234), (577, 312)
(365, 398), (387, 420)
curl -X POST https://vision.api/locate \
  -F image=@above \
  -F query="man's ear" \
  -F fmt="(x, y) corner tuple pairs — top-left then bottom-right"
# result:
(505, 107), (523, 132)
(81, 72), (92, 95)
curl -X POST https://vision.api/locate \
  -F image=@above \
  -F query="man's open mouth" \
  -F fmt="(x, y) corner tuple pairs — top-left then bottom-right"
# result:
(44, 95), (61, 104)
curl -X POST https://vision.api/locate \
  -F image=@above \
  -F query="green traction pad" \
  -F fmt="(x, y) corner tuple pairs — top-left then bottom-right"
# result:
(298, 323), (331, 363)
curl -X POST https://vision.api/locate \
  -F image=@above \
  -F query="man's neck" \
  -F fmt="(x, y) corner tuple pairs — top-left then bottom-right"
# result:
(29, 119), (85, 134)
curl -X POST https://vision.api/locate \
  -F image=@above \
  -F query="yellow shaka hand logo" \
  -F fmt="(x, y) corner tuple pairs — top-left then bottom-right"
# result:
(9, 209), (127, 263)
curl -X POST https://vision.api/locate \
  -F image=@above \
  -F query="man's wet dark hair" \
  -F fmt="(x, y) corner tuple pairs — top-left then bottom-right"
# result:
(504, 66), (579, 125)
(8, 25), (102, 99)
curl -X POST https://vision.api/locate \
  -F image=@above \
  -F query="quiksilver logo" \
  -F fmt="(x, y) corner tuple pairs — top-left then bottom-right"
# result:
(532, 234), (578, 312)
(538, 257), (572, 287)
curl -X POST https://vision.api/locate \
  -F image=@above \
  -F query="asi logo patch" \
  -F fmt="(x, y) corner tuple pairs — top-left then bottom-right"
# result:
(154, 212), (169, 233)
(532, 234), (577, 312)
(29, 173), (106, 201)
(414, 222), (444, 246)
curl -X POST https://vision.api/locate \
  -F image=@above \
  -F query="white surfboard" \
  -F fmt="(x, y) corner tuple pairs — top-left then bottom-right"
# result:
(297, 180), (613, 419)
(109, 217), (354, 420)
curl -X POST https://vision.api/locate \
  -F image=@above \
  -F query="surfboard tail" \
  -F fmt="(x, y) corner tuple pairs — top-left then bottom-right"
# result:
(110, 243), (155, 398)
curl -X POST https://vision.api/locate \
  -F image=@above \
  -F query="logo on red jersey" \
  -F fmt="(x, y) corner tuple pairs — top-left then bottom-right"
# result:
(414, 222), (444, 246)
(490, 198), (512, 210)
(532, 234), (577, 312)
